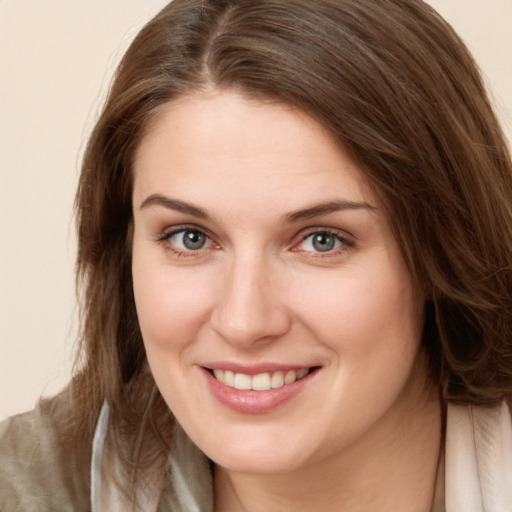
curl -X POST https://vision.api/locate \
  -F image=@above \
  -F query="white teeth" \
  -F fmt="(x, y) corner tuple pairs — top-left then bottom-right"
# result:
(212, 368), (310, 391)
(271, 371), (284, 388)
(297, 368), (308, 379)
(234, 373), (252, 390)
(224, 370), (235, 387)
(252, 373), (272, 391)
(284, 370), (296, 384)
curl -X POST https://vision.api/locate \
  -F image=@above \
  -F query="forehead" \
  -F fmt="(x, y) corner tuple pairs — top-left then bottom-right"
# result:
(132, 90), (374, 212)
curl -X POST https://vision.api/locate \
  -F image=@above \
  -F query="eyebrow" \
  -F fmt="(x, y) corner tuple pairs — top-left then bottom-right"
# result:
(139, 194), (211, 220)
(281, 199), (376, 223)
(139, 194), (375, 223)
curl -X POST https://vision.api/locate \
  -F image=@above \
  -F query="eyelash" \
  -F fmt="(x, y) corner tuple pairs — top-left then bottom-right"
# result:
(158, 226), (216, 258)
(294, 229), (355, 256)
(158, 226), (354, 258)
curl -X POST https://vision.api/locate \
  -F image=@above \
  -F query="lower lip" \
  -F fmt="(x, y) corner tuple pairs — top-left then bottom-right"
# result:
(201, 368), (317, 414)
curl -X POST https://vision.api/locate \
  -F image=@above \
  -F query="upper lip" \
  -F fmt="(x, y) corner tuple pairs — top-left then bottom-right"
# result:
(201, 362), (318, 375)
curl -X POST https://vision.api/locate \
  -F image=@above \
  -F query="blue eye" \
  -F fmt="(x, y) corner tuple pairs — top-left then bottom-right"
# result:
(300, 231), (344, 253)
(169, 229), (210, 251)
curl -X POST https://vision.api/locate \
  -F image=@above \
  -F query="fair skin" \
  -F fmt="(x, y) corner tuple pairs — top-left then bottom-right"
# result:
(131, 90), (442, 512)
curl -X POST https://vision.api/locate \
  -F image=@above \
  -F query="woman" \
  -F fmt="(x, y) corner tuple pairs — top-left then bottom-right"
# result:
(1, 0), (511, 510)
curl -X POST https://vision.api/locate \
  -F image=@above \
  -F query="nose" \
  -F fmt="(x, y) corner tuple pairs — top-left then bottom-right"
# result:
(210, 254), (291, 348)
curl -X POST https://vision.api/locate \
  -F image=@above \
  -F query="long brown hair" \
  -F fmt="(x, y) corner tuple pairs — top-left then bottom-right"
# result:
(70, 0), (512, 495)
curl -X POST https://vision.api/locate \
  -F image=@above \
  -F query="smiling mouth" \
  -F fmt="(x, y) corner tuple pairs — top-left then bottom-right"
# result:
(209, 368), (316, 391)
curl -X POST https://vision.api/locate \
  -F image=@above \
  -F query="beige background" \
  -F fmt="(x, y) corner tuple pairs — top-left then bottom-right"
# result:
(1, 1), (511, 420)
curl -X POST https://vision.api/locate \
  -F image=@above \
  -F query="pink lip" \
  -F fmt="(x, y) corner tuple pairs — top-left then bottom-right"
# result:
(200, 366), (318, 414)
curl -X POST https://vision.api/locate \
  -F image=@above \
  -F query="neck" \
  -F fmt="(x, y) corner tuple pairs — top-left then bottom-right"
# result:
(214, 378), (442, 512)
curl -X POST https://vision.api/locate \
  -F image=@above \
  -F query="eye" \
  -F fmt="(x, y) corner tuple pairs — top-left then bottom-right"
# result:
(297, 230), (351, 253)
(165, 228), (212, 252)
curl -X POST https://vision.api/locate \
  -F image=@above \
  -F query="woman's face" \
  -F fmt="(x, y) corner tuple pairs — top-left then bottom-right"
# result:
(132, 90), (428, 474)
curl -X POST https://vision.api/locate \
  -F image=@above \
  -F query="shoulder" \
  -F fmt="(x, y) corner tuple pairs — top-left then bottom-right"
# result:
(0, 390), (90, 512)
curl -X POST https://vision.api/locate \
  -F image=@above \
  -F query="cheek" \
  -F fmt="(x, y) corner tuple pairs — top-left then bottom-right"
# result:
(132, 249), (214, 354)
(294, 261), (423, 361)
(132, 255), (215, 411)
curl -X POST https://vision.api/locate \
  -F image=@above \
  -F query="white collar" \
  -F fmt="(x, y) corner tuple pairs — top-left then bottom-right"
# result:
(91, 402), (212, 512)
(445, 401), (512, 511)
(91, 401), (512, 511)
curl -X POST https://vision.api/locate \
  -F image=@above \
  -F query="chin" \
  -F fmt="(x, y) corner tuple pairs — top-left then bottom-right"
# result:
(189, 421), (318, 475)
(212, 449), (309, 475)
